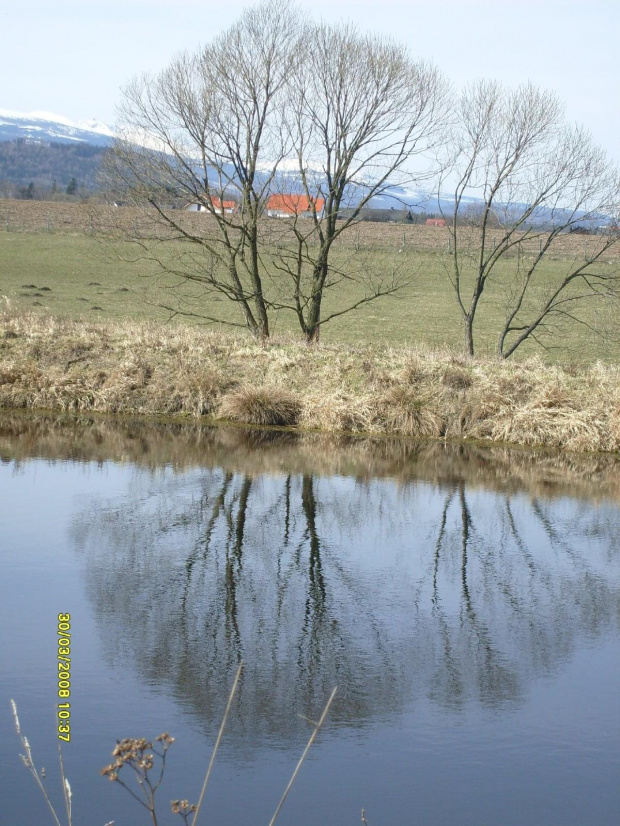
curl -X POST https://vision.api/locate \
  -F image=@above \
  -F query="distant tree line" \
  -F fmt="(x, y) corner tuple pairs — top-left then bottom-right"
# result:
(0, 138), (105, 199)
(339, 207), (443, 224)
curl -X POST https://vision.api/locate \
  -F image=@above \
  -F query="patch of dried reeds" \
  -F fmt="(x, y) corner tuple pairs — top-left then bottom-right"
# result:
(219, 386), (301, 426)
(2, 306), (620, 454)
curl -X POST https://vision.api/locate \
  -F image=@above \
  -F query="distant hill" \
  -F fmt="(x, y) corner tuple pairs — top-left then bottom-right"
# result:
(0, 109), (113, 147)
(0, 109), (114, 198)
(0, 139), (106, 197)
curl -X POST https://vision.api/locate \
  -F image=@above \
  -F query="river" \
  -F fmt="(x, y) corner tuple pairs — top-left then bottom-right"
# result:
(1, 413), (619, 825)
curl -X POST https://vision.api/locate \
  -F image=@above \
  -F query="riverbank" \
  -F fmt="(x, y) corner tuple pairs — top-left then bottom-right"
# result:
(3, 410), (620, 502)
(1, 307), (619, 453)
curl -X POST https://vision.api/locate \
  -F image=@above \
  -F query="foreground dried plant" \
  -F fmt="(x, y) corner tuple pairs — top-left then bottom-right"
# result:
(2, 306), (620, 453)
(100, 733), (178, 826)
(12, 665), (337, 826)
(11, 699), (73, 826)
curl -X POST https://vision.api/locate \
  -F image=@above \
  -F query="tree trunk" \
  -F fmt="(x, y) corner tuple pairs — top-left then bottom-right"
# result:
(304, 299), (321, 343)
(250, 227), (270, 339)
(303, 256), (328, 342)
(255, 302), (270, 339)
(465, 316), (475, 357)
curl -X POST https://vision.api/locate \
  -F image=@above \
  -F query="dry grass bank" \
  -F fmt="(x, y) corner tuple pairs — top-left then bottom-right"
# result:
(1, 306), (620, 453)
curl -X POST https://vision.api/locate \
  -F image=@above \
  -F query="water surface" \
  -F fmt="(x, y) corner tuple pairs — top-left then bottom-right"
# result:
(1, 414), (619, 825)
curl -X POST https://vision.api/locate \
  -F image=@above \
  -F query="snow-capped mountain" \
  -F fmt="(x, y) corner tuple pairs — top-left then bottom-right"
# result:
(0, 109), (606, 227)
(0, 109), (114, 147)
(369, 182), (480, 215)
(0, 111), (476, 213)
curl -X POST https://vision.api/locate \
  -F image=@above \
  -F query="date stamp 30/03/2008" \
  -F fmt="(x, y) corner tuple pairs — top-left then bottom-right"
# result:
(57, 613), (71, 743)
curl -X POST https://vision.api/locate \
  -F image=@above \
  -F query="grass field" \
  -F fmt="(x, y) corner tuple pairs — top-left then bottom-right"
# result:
(1, 201), (618, 363)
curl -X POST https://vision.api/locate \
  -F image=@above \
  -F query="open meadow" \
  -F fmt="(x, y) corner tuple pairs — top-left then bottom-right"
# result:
(1, 199), (619, 363)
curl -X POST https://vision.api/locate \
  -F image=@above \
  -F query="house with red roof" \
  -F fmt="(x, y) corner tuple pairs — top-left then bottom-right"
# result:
(266, 194), (325, 219)
(185, 197), (238, 214)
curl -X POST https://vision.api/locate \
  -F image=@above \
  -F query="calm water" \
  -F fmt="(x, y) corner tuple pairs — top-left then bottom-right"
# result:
(1, 415), (619, 825)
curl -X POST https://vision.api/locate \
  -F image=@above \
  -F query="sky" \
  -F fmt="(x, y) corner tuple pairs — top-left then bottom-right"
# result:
(1, 0), (618, 163)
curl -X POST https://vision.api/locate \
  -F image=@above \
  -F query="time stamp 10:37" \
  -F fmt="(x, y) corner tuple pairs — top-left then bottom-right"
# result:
(57, 614), (71, 742)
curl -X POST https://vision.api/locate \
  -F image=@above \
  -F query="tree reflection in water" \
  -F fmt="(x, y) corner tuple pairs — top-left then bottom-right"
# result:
(71, 457), (620, 749)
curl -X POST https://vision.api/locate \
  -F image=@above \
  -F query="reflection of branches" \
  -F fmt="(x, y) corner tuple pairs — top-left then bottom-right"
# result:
(224, 476), (252, 653)
(432, 487), (456, 605)
(430, 486), (463, 707)
(459, 483), (474, 619)
(72, 460), (620, 742)
(297, 475), (328, 687)
(302, 475), (326, 615)
(429, 483), (520, 708)
(78, 469), (411, 746)
(181, 472), (233, 615)
(459, 484), (519, 706)
(427, 478), (620, 708)
(504, 497), (534, 572)
(530, 496), (584, 569)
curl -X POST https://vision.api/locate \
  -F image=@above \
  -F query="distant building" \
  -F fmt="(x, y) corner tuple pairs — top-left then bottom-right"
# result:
(425, 218), (446, 227)
(266, 194), (325, 219)
(185, 197), (237, 214)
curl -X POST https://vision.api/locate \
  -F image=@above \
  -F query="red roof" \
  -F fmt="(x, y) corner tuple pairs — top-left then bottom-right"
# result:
(267, 194), (325, 215)
(425, 218), (446, 227)
(208, 197), (237, 211)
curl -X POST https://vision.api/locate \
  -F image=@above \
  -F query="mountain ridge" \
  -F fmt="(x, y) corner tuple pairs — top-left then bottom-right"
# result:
(0, 109), (114, 147)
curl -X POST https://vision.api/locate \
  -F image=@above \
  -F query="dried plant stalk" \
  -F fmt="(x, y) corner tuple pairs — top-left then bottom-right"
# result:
(268, 686), (338, 826)
(191, 661), (244, 826)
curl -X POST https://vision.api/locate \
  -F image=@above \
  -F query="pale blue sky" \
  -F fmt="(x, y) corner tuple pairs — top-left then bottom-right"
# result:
(2, 0), (618, 161)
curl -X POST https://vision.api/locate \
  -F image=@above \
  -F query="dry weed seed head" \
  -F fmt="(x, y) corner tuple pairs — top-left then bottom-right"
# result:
(101, 735), (166, 781)
(171, 799), (197, 813)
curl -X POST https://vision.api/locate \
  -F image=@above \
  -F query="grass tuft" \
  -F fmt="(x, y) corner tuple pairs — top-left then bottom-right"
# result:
(219, 386), (302, 427)
(441, 365), (474, 390)
(377, 386), (445, 437)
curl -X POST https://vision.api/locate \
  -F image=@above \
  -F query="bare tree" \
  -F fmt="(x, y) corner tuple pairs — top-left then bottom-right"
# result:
(102, 0), (300, 339)
(102, 5), (448, 342)
(439, 80), (620, 358)
(271, 24), (449, 341)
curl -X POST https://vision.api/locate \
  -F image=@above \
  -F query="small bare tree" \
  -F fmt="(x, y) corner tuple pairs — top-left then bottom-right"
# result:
(439, 80), (620, 358)
(102, 0), (300, 339)
(272, 24), (449, 341)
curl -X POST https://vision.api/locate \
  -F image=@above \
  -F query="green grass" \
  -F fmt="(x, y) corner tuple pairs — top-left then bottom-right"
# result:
(1, 232), (617, 363)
